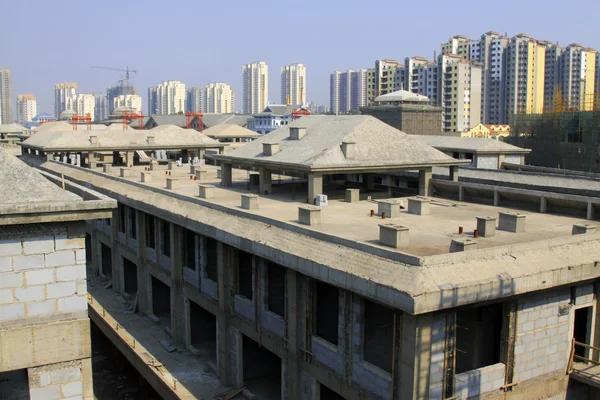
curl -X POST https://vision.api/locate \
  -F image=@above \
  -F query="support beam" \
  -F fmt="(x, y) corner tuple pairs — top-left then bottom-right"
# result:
(418, 168), (432, 196)
(221, 163), (232, 187)
(259, 167), (272, 195)
(307, 173), (323, 204)
(449, 165), (459, 182)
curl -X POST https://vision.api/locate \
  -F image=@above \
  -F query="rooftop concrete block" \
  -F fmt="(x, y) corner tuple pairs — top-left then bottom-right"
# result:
(450, 238), (478, 252)
(379, 224), (410, 248)
(195, 169), (207, 180)
(498, 211), (526, 233)
(189, 165), (196, 174)
(198, 184), (215, 199)
(377, 198), (404, 218)
(299, 206), (321, 226)
(345, 188), (360, 203)
(477, 216), (497, 237)
(168, 161), (176, 170)
(166, 178), (179, 190)
(119, 168), (130, 177)
(263, 142), (280, 156)
(241, 194), (259, 210)
(572, 224), (597, 235)
(149, 161), (158, 171)
(407, 196), (431, 215)
(141, 172), (152, 182)
(103, 164), (112, 173)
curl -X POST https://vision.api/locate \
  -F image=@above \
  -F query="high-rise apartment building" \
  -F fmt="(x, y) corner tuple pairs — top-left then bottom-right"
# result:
(242, 61), (269, 114)
(506, 34), (546, 117)
(71, 94), (96, 121)
(94, 95), (109, 121)
(374, 59), (402, 99)
(54, 82), (77, 118)
(366, 69), (376, 104)
(543, 43), (563, 112)
(438, 54), (482, 132)
(186, 87), (203, 113)
(203, 82), (234, 114)
(16, 94), (37, 123)
(441, 35), (473, 59)
(402, 57), (438, 103)
(151, 81), (186, 115)
(0, 68), (13, 124)
(113, 94), (142, 113)
(330, 69), (368, 114)
(106, 85), (135, 116)
(148, 87), (158, 115)
(559, 44), (597, 111)
(330, 71), (341, 115)
(476, 32), (510, 124)
(280, 64), (306, 105)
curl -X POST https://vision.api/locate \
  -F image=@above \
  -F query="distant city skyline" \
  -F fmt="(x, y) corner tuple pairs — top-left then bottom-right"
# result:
(2, 1), (599, 117)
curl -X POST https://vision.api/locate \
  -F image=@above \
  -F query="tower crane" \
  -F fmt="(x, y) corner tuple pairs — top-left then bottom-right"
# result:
(90, 66), (137, 88)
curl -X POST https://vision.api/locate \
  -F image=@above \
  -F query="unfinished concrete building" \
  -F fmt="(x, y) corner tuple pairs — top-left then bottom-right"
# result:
(19, 114), (600, 399)
(0, 149), (115, 400)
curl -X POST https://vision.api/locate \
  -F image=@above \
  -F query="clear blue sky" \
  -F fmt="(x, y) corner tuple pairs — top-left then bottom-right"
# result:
(3, 0), (599, 115)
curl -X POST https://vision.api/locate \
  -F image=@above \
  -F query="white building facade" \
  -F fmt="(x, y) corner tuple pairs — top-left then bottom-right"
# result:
(16, 94), (37, 123)
(71, 94), (96, 121)
(186, 87), (203, 113)
(280, 63), (306, 105)
(153, 81), (186, 115)
(242, 61), (268, 114)
(113, 94), (142, 113)
(330, 69), (368, 114)
(203, 82), (234, 114)
(54, 82), (77, 118)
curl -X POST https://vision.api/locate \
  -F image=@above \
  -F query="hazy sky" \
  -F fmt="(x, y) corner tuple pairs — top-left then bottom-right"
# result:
(3, 0), (599, 115)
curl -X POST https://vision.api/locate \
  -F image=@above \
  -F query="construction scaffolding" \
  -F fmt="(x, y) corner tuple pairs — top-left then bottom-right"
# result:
(507, 95), (600, 172)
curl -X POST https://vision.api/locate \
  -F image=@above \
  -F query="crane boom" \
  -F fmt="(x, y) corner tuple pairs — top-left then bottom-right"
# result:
(90, 66), (137, 80)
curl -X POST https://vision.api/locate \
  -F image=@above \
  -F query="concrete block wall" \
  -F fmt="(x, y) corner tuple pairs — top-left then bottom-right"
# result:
(312, 291), (345, 377)
(351, 296), (392, 399)
(427, 314), (447, 399)
(0, 234), (87, 327)
(454, 362), (505, 398)
(28, 360), (88, 400)
(513, 288), (571, 383)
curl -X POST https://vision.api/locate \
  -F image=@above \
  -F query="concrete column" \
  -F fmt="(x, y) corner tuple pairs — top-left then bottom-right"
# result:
(45, 152), (54, 161)
(217, 241), (233, 384)
(221, 163), (233, 187)
(182, 148), (189, 163)
(493, 190), (500, 206)
(110, 208), (121, 294)
(170, 223), (184, 346)
(259, 167), (272, 195)
(365, 173), (375, 191)
(88, 151), (97, 169)
(198, 148), (206, 160)
(398, 313), (434, 399)
(449, 165), (459, 182)
(458, 185), (464, 201)
(308, 173), (323, 204)
(286, 269), (301, 399)
(587, 202), (595, 220)
(418, 168), (432, 196)
(125, 150), (135, 167)
(540, 197), (547, 213)
(136, 209), (149, 316)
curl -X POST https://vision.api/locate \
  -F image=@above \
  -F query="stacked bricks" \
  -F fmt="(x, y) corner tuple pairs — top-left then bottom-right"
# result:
(0, 233), (87, 325)
(28, 360), (85, 400)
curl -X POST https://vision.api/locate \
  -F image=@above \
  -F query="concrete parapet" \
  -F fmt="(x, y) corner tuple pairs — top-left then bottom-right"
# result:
(166, 178), (178, 190)
(298, 206), (321, 226)
(141, 172), (152, 183)
(195, 169), (207, 180)
(102, 164), (112, 173)
(345, 188), (360, 203)
(377, 199), (404, 218)
(241, 194), (259, 210)
(476, 216), (496, 237)
(572, 224), (597, 235)
(379, 224), (409, 248)
(498, 211), (526, 233)
(407, 196), (431, 215)
(198, 184), (215, 199)
(119, 168), (130, 177)
(450, 238), (478, 252)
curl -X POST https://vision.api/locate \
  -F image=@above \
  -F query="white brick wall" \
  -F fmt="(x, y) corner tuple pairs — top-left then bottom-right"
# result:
(0, 233), (88, 324)
(28, 360), (85, 400)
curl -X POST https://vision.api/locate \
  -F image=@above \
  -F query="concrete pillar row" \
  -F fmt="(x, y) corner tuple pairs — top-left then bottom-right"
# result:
(307, 173), (323, 204)
(418, 168), (432, 196)
(259, 167), (272, 195)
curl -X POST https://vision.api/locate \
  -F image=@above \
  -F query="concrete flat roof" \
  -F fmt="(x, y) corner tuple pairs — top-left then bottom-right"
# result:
(214, 115), (468, 172)
(202, 124), (261, 139)
(20, 124), (224, 152)
(27, 156), (600, 314)
(414, 135), (531, 154)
